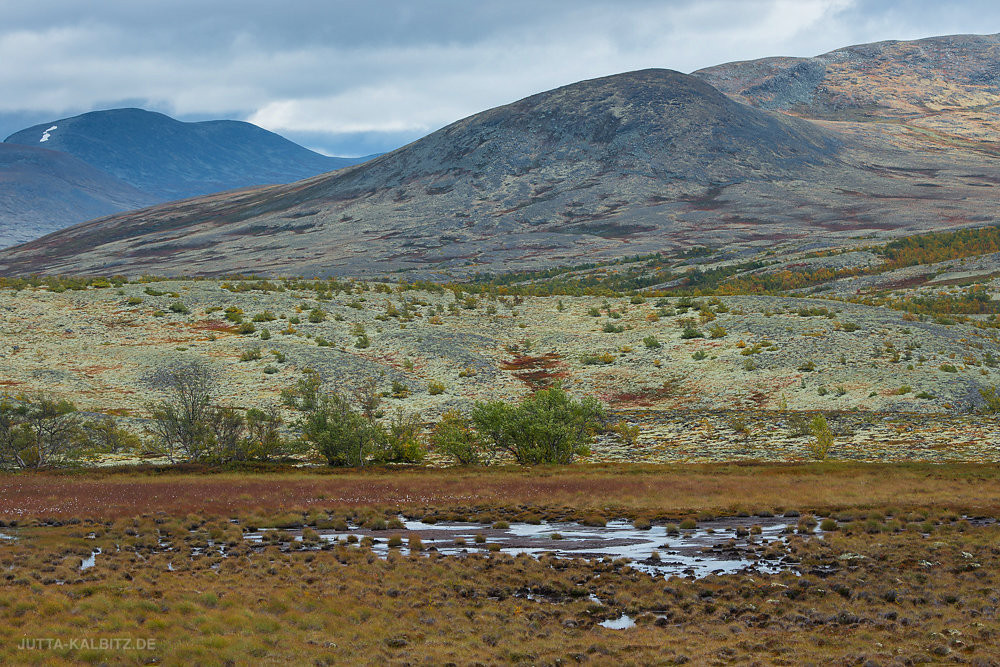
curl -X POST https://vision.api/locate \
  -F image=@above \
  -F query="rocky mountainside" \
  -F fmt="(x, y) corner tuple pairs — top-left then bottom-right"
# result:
(5, 108), (372, 201)
(3, 36), (1000, 278)
(694, 33), (1000, 141)
(0, 144), (156, 248)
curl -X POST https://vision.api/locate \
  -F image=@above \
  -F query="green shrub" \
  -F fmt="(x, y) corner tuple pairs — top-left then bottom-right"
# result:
(602, 322), (624, 333)
(237, 322), (256, 335)
(299, 392), (381, 467)
(709, 324), (727, 338)
(692, 350), (708, 361)
(391, 380), (409, 398)
(428, 380), (446, 395)
(252, 311), (277, 322)
(471, 385), (605, 465)
(431, 410), (483, 465)
(642, 335), (661, 349)
(939, 363), (958, 373)
(979, 385), (1000, 413)
(259, 328), (271, 340)
(168, 301), (190, 314)
(374, 411), (425, 464)
(308, 308), (326, 323)
(240, 347), (263, 362)
(581, 353), (616, 365)
(808, 414), (834, 460)
(680, 326), (703, 339)
(126, 296), (143, 306)
(786, 413), (811, 437)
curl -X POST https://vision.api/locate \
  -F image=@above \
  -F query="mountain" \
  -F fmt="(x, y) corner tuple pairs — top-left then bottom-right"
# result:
(694, 33), (1000, 140)
(3, 37), (1000, 278)
(0, 144), (156, 248)
(5, 108), (374, 201)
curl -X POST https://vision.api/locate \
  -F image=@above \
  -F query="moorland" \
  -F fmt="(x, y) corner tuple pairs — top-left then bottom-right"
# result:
(4, 31), (1000, 666)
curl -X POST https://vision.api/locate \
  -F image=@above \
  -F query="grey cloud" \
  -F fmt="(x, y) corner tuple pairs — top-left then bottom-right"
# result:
(1, 1), (999, 156)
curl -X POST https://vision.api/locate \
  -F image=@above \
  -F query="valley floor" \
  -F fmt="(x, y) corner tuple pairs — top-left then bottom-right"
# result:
(1, 464), (999, 665)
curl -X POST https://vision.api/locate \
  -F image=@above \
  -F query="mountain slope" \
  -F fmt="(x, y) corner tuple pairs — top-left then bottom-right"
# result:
(5, 108), (373, 201)
(1, 65), (999, 278)
(0, 144), (156, 248)
(694, 33), (1000, 143)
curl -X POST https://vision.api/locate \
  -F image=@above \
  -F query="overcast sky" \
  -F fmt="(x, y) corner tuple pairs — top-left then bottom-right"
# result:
(2, 0), (999, 156)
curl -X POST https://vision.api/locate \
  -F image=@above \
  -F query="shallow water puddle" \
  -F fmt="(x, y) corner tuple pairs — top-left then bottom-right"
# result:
(599, 615), (636, 630)
(245, 515), (818, 579)
(80, 548), (101, 571)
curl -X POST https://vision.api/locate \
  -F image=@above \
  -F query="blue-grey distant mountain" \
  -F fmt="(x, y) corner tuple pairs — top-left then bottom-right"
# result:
(4, 108), (375, 201)
(0, 143), (156, 248)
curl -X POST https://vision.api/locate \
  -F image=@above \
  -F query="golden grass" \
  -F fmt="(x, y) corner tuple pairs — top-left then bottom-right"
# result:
(1, 463), (1000, 664)
(1, 518), (999, 665)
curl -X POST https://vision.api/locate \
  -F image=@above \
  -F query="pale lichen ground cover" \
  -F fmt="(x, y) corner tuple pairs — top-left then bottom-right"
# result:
(2, 280), (1000, 463)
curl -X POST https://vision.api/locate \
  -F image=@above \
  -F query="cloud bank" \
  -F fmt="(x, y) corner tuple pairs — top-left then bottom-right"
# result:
(2, 1), (998, 155)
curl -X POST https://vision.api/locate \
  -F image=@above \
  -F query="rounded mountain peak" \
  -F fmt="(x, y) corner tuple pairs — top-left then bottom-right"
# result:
(324, 67), (840, 196)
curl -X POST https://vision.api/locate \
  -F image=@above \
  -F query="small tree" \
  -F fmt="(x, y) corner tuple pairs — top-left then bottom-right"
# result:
(206, 406), (246, 461)
(151, 364), (289, 463)
(301, 393), (380, 467)
(147, 364), (214, 461)
(374, 410), (425, 464)
(431, 410), (483, 465)
(82, 415), (141, 454)
(0, 395), (82, 469)
(244, 407), (286, 461)
(352, 376), (382, 421)
(281, 368), (322, 412)
(808, 414), (834, 460)
(472, 385), (605, 465)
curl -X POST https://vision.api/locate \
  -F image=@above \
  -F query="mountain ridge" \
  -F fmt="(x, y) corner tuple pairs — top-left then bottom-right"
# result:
(5, 108), (374, 200)
(0, 108), (378, 247)
(3, 35), (1000, 277)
